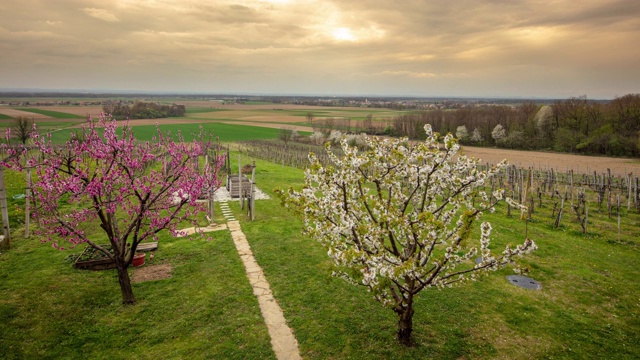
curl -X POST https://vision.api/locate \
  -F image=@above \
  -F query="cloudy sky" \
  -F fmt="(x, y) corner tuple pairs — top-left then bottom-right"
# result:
(1, 0), (639, 98)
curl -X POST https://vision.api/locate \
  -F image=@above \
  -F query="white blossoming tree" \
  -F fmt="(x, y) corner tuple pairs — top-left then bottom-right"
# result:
(470, 127), (483, 143)
(455, 125), (469, 142)
(278, 125), (536, 345)
(492, 124), (507, 145)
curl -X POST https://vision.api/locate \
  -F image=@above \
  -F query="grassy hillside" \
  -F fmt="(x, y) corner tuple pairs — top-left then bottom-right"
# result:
(1, 152), (639, 359)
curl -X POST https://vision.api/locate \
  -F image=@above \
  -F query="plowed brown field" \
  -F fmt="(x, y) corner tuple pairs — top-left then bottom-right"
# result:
(460, 146), (639, 177)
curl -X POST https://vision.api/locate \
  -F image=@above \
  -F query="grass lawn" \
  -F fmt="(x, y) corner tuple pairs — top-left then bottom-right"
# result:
(1, 152), (639, 359)
(0, 221), (275, 359)
(16, 108), (86, 119)
(232, 154), (640, 359)
(0, 113), (13, 120)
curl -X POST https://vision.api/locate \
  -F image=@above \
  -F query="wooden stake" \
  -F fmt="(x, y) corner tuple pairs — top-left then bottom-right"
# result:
(25, 167), (31, 238)
(584, 204), (588, 234)
(628, 173), (632, 211)
(617, 194), (621, 240)
(0, 167), (10, 249)
(238, 155), (244, 210)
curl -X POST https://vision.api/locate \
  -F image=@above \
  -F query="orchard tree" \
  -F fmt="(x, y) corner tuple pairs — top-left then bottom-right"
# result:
(3, 114), (224, 304)
(278, 125), (536, 345)
(279, 127), (293, 145)
(12, 116), (34, 144)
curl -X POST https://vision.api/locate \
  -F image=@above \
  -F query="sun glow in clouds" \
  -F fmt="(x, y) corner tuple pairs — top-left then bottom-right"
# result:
(332, 27), (356, 41)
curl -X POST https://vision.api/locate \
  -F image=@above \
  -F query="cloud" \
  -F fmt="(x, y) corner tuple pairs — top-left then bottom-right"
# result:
(0, 0), (638, 97)
(381, 71), (437, 79)
(82, 8), (119, 22)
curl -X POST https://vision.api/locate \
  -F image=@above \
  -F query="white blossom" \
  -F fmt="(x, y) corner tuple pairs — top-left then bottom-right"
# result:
(277, 124), (536, 341)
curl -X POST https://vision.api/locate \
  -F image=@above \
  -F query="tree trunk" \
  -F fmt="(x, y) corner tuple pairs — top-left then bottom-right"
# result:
(397, 303), (415, 346)
(116, 261), (136, 305)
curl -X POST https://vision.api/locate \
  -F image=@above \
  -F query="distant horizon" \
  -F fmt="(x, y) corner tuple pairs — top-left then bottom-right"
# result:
(0, 87), (617, 101)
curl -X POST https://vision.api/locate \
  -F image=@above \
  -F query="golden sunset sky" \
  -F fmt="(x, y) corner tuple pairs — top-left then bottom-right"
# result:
(1, 0), (639, 98)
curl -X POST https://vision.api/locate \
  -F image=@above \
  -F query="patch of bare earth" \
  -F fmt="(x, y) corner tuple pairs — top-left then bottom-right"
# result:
(0, 108), (51, 118)
(460, 146), (640, 177)
(132, 264), (172, 283)
(42, 106), (105, 117)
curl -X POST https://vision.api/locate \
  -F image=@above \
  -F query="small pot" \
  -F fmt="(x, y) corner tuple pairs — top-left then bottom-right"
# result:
(132, 253), (146, 267)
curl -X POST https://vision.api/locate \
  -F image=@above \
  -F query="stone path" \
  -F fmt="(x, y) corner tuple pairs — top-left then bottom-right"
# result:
(220, 201), (302, 360)
(219, 201), (237, 221)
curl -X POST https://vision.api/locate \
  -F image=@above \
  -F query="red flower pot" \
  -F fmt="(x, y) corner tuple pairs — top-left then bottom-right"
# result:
(132, 253), (146, 267)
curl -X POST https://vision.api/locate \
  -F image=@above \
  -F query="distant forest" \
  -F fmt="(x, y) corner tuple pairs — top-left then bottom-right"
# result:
(391, 94), (640, 158)
(102, 101), (185, 120)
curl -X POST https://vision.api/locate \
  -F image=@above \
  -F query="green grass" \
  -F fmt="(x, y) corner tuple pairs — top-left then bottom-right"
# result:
(0, 222), (275, 359)
(2, 155), (640, 358)
(185, 107), (224, 114)
(46, 122), (283, 144)
(231, 154), (640, 359)
(0, 113), (12, 120)
(243, 101), (275, 105)
(15, 108), (86, 119)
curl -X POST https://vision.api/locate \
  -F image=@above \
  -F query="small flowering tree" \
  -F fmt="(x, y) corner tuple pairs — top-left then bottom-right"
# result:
(492, 124), (507, 145)
(455, 125), (469, 142)
(3, 114), (224, 304)
(278, 125), (536, 345)
(470, 127), (483, 143)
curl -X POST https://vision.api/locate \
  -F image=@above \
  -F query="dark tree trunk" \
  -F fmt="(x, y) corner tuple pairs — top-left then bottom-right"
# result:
(116, 261), (136, 305)
(397, 302), (415, 346)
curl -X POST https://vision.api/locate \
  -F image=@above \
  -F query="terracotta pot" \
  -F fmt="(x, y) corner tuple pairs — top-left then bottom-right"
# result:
(132, 253), (146, 267)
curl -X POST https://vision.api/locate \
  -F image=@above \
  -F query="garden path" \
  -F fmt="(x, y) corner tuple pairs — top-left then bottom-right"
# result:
(220, 201), (301, 360)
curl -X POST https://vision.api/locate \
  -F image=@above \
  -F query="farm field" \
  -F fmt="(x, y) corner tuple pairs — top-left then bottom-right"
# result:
(2, 101), (639, 177)
(45, 122), (293, 144)
(15, 108), (86, 119)
(460, 146), (640, 178)
(1, 151), (639, 359)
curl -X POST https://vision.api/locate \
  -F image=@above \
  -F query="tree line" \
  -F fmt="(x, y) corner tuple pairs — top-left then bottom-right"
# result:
(390, 94), (640, 157)
(102, 101), (186, 120)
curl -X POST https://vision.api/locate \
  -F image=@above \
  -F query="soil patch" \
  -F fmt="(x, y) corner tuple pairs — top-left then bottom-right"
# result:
(42, 106), (104, 117)
(0, 108), (51, 119)
(132, 264), (173, 283)
(460, 146), (640, 177)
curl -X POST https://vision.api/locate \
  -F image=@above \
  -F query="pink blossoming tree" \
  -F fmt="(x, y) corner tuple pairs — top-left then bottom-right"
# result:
(279, 125), (537, 345)
(3, 114), (224, 304)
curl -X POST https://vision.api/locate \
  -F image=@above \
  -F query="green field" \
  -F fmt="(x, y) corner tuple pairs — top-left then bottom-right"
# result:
(0, 113), (12, 120)
(45, 122), (293, 144)
(16, 108), (86, 119)
(243, 101), (275, 105)
(185, 107), (224, 114)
